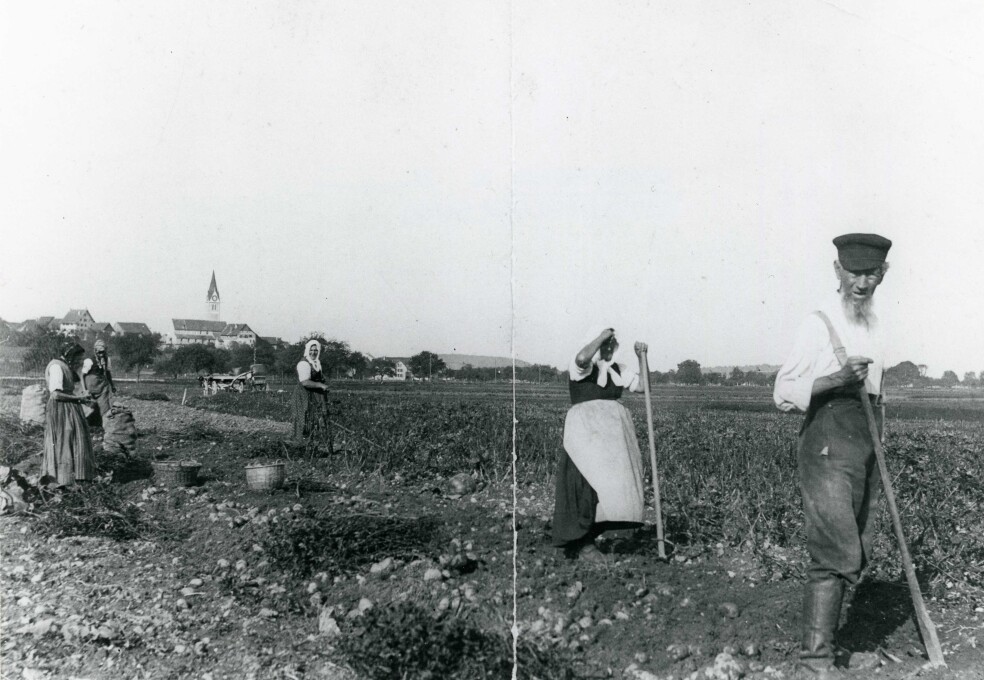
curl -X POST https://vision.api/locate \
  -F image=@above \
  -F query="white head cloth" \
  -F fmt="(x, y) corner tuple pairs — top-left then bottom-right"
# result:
(303, 339), (322, 373)
(580, 327), (629, 388)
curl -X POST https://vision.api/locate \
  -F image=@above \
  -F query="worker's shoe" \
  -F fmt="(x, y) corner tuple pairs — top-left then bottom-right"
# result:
(798, 579), (845, 675)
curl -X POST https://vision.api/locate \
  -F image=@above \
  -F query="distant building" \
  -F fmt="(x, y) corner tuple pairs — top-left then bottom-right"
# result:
(395, 361), (408, 380)
(92, 322), (114, 334)
(260, 336), (287, 349)
(113, 322), (154, 336)
(217, 323), (257, 348)
(172, 319), (228, 346)
(57, 309), (96, 335)
(206, 271), (221, 321)
(169, 273), (259, 348)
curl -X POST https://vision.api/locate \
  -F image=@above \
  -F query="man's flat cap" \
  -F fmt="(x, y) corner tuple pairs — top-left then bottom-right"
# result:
(833, 233), (892, 271)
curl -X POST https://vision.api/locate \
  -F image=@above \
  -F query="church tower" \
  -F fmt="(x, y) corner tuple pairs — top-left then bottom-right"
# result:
(206, 271), (221, 321)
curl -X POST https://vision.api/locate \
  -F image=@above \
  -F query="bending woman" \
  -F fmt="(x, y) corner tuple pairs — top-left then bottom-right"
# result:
(82, 339), (116, 427)
(41, 342), (96, 486)
(552, 328), (647, 563)
(292, 339), (329, 440)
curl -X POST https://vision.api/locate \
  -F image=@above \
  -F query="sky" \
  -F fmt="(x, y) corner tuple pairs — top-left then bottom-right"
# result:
(1, 1), (982, 376)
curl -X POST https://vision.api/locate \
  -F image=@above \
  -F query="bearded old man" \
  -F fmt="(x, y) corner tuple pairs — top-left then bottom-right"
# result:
(773, 233), (892, 678)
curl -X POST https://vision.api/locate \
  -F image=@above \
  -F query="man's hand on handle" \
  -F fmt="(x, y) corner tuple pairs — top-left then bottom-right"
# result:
(834, 356), (873, 386)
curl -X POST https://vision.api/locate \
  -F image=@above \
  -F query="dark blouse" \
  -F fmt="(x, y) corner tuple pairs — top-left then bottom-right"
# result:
(569, 364), (623, 405)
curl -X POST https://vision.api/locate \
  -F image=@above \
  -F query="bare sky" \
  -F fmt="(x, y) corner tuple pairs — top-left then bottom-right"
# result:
(2, 2), (982, 376)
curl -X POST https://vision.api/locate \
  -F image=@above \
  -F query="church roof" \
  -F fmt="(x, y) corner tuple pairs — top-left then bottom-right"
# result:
(206, 271), (220, 300)
(173, 319), (227, 333)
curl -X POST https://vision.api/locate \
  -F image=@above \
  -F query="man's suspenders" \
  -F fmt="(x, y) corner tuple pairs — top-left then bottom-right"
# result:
(814, 310), (886, 432)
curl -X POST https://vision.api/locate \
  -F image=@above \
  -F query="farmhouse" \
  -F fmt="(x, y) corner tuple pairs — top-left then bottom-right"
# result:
(217, 323), (258, 349)
(113, 322), (154, 336)
(56, 309), (97, 334)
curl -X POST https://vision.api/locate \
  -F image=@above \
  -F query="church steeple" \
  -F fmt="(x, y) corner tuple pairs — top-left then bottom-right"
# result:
(206, 271), (221, 321)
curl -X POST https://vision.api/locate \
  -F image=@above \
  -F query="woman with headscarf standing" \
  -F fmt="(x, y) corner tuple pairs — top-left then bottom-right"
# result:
(552, 328), (648, 564)
(41, 342), (96, 486)
(82, 339), (116, 427)
(292, 339), (329, 440)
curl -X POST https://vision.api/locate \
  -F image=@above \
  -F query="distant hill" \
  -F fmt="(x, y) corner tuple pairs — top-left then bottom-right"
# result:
(439, 354), (531, 370)
(701, 364), (781, 375)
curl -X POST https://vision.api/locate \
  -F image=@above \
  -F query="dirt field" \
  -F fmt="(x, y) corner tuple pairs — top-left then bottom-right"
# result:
(1, 381), (982, 679)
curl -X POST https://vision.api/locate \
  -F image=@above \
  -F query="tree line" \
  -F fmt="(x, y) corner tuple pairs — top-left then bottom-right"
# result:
(8, 326), (979, 387)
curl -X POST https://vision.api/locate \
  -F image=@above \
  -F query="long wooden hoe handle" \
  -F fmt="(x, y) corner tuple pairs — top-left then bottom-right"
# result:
(858, 386), (945, 667)
(640, 349), (666, 559)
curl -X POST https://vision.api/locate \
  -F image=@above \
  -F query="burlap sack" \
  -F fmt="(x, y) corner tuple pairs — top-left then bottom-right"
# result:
(104, 409), (138, 455)
(19, 385), (47, 424)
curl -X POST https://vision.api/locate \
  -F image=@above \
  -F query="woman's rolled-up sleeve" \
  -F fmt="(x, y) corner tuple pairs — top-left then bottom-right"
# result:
(616, 363), (642, 392)
(296, 361), (312, 383)
(773, 316), (825, 413)
(568, 355), (594, 382)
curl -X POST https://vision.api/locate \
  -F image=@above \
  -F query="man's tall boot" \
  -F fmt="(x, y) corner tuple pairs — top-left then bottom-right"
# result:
(796, 578), (845, 678)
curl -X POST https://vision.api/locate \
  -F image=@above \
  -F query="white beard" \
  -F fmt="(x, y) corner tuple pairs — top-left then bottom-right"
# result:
(840, 289), (875, 329)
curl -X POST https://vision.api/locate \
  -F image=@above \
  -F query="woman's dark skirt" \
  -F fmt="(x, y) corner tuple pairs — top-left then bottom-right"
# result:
(291, 385), (327, 440)
(551, 450), (598, 548)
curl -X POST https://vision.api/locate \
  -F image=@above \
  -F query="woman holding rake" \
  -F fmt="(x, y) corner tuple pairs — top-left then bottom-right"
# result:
(552, 328), (647, 565)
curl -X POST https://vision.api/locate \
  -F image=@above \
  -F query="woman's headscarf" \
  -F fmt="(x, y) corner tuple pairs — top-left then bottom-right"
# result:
(302, 339), (322, 372)
(579, 327), (630, 388)
(59, 341), (85, 362)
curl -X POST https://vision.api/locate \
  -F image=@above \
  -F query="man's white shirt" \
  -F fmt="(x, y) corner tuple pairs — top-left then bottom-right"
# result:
(773, 292), (885, 413)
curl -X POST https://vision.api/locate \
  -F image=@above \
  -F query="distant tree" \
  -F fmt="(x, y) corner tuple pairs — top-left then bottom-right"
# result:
(514, 363), (561, 383)
(730, 367), (745, 384)
(749, 370), (777, 387)
(112, 333), (161, 382)
(153, 352), (181, 379)
(252, 338), (276, 367)
(320, 340), (352, 379)
(345, 351), (369, 378)
(227, 343), (256, 374)
(173, 344), (220, 375)
(651, 370), (674, 384)
(703, 371), (724, 385)
(885, 361), (922, 387)
(963, 371), (978, 386)
(369, 357), (397, 378)
(940, 370), (960, 387)
(273, 342), (304, 379)
(676, 359), (702, 385)
(409, 351), (446, 380)
(21, 328), (66, 373)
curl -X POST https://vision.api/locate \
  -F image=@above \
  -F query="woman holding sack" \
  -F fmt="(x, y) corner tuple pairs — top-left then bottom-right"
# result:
(292, 339), (329, 440)
(41, 342), (96, 487)
(552, 328), (647, 564)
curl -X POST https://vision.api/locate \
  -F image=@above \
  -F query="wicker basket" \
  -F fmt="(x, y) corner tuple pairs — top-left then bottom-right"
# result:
(152, 460), (201, 487)
(246, 463), (286, 491)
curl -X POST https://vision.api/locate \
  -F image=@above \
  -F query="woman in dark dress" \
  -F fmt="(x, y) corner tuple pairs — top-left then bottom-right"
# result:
(41, 342), (96, 486)
(82, 339), (116, 427)
(552, 328), (647, 564)
(292, 339), (329, 440)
